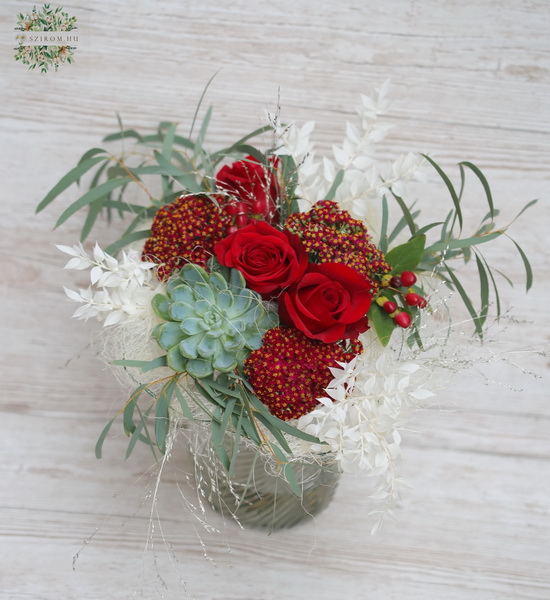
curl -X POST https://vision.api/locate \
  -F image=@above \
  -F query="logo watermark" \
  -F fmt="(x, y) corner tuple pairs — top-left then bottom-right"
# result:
(14, 4), (78, 73)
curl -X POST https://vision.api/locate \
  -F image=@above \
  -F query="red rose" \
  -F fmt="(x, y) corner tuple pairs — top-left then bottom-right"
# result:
(214, 221), (307, 299)
(279, 263), (373, 343)
(216, 155), (280, 223)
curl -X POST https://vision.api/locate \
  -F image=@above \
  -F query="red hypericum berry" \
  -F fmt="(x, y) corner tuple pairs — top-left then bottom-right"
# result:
(400, 271), (417, 287)
(225, 225), (239, 236)
(251, 199), (266, 215)
(394, 312), (412, 328)
(383, 301), (397, 314)
(390, 276), (402, 288)
(417, 296), (427, 309)
(405, 292), (421, 307)
(235, 201), (247, 214)
(225, 203), (240, 216)
(235, 214), (248, 227)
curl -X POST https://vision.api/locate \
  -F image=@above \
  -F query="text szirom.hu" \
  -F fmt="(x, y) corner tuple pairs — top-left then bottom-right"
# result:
(15, 31), (80, 46)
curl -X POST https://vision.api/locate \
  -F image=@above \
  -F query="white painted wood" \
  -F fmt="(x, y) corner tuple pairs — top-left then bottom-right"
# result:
(0, 0), (548, 598)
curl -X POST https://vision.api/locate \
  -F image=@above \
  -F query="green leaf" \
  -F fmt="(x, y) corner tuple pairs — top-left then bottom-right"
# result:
(36, 156), (108, 213)
(422, 154), (463, 232)
(211, 406), (230, 470)
(112, 359), (149, 368)
(474, 252), (490, 329)
(255, 413), (292, 453)
(228, 410), (243, 477)
(459, 161), (494, 219)
(388, 208), (421, 245)
(389, 190), (417, 236)
(194, 105), (213, 160)
(509, 236), (533, 291)
(414, 221), (444, 237)
(126, 404), (156, 458)
(103, 229), (151, 255)
(174, 385), (195, 420)
(202, 376), (242, 399)
(283, 463), (302, 498)
(142, 355), (168, 372)
(385, 235), (426, 274)
(103, 129), (143, 143)
(162, 123), (177, 160)
(155, 379), (174, 453)
(189, 71), (220, 139)
(368, 303), (396, 347)
(78, 147), (109, 164)
(425, 230), (502, 255)
(81, 196), (109, 242)
(54, 177), (132, 228)
(324, 169), (345, 201)
(511, 198), (538, 224)
(444, 265), (483, 337)
(246, 393), (321, 444)
(210, 125), (273, 166)
(122, 384), (149, 435)
(379, 195), (389, 253)
(95, 415), (117, 458)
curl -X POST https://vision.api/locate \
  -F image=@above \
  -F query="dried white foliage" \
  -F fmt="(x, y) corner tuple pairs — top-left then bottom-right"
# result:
(295, 331), (436, 528)
(58, 242), (162, 326)
(276, 81), (428, 237)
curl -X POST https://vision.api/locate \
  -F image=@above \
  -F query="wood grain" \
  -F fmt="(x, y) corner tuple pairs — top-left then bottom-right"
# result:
(1, 0), (549, 598)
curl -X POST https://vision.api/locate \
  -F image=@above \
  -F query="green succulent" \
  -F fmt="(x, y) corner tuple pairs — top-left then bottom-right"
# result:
(151, 263), (277, 378)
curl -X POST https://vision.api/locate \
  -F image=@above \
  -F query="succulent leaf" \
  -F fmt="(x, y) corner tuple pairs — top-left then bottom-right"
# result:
(152, 265), (278, 377)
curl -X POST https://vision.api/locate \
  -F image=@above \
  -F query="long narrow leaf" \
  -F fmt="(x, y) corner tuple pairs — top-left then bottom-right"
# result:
(379, 195), (389, 253)
(104, 229), (151, 255)
(103, 129), (143, 142)
(247, 393), (321, 444)
(459, 161), (494, 218)
(426, 230), (503, 254)
(389, 190), (417, 236)
(509, 236), (533, 291)
(211, 406), (230, 470)
(189, 71), (220, 138)
(324, 169), (345, 201)
(444, 265), (483, 337)
(422, 154), (463, 231)
(37, 156), (108, 213)
(55, 177), (132, 228)
(174, 385), (195, 421)
(95, 415), (117, 458)
(478, 252), (502, 316)
(474, 251), (490, 329)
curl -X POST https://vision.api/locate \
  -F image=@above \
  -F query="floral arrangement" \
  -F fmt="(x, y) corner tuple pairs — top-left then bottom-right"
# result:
(14, 4), (77, 73)
(38, 83), (533, 529)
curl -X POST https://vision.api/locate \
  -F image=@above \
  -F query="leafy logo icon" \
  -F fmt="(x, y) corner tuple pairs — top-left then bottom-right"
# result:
(14, 4), (78, 73)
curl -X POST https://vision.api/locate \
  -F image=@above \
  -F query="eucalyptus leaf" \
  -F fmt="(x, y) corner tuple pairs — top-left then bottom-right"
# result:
(422, 154), (463, 232)
(54, 177), (132, 228)
(37, 156), (108, 213)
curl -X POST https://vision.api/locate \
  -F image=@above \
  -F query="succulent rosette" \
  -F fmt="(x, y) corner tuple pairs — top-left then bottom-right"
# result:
(151, 263), (277, 378)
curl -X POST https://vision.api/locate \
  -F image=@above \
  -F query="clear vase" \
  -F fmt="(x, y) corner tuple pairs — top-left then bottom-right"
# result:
(191, 431), (340, 530)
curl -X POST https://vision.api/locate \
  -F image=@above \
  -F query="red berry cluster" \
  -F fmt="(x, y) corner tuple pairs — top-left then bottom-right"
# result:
(142, 194), (230, 280)
(244, 327), (362, 421)
(378, 270), (427, 329)
(284, 200), (391, 295)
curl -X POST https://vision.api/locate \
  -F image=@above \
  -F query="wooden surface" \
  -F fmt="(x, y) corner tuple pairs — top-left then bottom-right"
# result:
(1, 1), (549, 598)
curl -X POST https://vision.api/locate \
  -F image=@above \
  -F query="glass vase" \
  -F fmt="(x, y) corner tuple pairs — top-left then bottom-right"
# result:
(191, 431), (339, 530)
